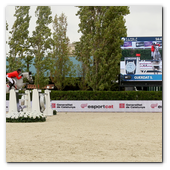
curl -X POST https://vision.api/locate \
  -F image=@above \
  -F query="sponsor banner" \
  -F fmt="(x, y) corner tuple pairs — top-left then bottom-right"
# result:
(6, 101), (33, 112)
(144, 41), (153, 47)
(50, 101), (114, 112)
(136, 41), (145, 47)
(123, 41), (132, 47)
(120, 61), (162, 72)
(139, 61), (153, 69)
(50, 100), (162, 113)
(6, 100), (162, 113)
(135, 41), (161, 48)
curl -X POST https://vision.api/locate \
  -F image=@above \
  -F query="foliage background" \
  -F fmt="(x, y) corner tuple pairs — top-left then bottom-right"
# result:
(6, 91), (162, 100)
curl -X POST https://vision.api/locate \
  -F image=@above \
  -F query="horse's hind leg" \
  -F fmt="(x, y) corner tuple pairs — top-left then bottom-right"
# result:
(8, 81), (14, 90)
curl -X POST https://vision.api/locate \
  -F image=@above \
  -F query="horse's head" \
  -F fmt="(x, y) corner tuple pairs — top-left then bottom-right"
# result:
(22, 72), (33, 83)
(28, 72), (33, 83)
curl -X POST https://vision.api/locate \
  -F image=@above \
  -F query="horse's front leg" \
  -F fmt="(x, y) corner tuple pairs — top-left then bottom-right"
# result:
(22, 82), (30, 90)
(22, 83), (27, 89)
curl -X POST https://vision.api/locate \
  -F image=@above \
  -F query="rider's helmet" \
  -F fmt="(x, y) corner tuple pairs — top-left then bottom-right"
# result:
(17, 69), (21, 73)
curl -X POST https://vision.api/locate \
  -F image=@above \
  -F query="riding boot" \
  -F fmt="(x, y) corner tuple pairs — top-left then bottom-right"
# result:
(9, 82), (14, 90)
(9, 83), (13, 90)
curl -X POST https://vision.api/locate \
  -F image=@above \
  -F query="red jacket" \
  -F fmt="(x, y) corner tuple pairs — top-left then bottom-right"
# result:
(7, 71), (22, 79)
(151, 45), (155, 52)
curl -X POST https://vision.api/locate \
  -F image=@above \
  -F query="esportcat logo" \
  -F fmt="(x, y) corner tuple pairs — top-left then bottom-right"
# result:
(150, 103), (158, 108)
(150, 103), (162, 109)
(81, 104), (113, 109)
(81, 103), (88, 108)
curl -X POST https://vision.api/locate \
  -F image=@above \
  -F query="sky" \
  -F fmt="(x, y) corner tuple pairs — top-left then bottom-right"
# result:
(5, 5), (162, 46)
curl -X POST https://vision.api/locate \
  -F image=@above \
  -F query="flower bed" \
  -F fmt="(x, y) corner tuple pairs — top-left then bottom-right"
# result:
(6, 112), (46, 123)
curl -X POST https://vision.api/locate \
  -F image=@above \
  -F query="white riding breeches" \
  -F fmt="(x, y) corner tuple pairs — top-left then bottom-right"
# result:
(6, 75), (16, 84)
(151, 51), (155, 57)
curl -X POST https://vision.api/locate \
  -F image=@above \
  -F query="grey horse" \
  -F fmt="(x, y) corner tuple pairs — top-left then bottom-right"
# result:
(153, 45), (161, 61)
(6, 72), (33, 93)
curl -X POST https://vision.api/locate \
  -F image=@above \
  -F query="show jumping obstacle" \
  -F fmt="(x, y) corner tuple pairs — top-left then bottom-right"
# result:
(32, 89), (53, 116)
(20, 90), (32, 112)
(7, 89), (19, 117)
(6, 88), (53, 118)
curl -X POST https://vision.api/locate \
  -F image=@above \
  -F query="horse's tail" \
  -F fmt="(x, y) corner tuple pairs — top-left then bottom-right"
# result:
(6, 84), (10, 93)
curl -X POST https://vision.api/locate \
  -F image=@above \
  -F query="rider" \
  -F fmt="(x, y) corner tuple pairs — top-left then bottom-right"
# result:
(6, 69), (23, 90)
(151, 42), (160, 60)
(151, 42), (155, 60)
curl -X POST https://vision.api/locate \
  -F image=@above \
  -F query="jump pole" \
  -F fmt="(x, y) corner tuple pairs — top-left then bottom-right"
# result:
(23, 90), (32, 112)
(7, 89), (19, 117)
(31, 89), (42, 115)
(43, 89), (53, 116)
(18, 90), (32, 112)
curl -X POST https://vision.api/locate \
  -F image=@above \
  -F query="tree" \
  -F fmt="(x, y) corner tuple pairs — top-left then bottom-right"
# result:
(73, 41), (89, 90)
(7, 6), (32, 72)
(31, 6), (53, 89)
(6, 21), (8, 31)
(75, 6), (130, 91)
(50, 13), (76, 90)
(6, 21), (8, 73)
(6, 21), (8, 43)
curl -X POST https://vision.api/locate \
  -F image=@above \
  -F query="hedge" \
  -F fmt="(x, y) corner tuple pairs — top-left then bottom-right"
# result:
(50, 91), (162, 100)
(6, 91), (162, 101)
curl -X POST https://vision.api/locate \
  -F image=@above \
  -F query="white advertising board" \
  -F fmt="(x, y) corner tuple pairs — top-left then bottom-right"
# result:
(6, 100), (162, 113)
(6, 100), (9, 112)
(50, 100), (162, 113)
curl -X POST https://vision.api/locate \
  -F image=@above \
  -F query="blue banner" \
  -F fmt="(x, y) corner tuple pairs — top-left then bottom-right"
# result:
(121, 37), (162, 42)
(123, 74), (162, 81)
